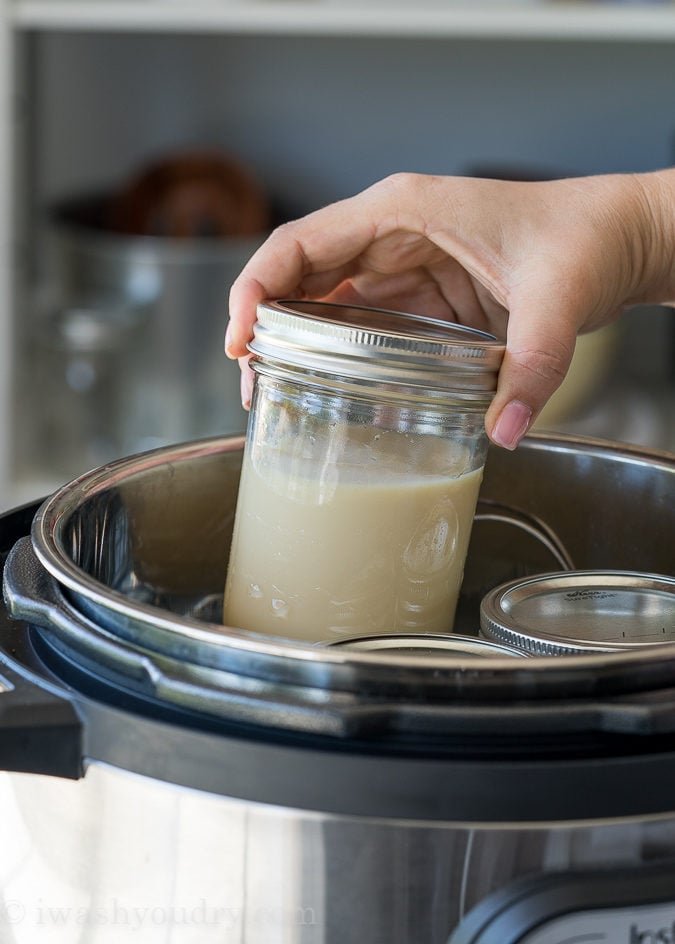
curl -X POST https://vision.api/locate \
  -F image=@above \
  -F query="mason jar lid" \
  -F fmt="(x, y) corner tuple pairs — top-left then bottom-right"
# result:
(327, 633), (527, 659)
(249, 299), (505, 401)
(480, 570), (675, 655)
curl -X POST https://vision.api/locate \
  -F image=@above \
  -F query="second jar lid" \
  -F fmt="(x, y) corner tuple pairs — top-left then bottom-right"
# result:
(480, 570), (675, 655)
(249, 299), (505, 403)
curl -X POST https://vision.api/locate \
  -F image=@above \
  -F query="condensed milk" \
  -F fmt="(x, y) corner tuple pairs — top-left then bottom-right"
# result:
(224, 439), (483, 641)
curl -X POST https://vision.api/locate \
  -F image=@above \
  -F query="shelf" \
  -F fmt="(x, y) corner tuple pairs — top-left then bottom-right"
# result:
(9, 1), (675, 41)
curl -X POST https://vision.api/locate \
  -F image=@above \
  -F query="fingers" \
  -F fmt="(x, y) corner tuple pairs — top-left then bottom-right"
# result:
(225, 188), (391, 359)
(486, 296), (579, 449)
(225, 174), (444, 360)
(224, 173), (605, 446)
(225, 274), (266, 359)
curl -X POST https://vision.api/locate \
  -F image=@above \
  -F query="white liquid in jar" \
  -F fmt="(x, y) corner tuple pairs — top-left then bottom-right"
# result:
(223, 444), (483, 643)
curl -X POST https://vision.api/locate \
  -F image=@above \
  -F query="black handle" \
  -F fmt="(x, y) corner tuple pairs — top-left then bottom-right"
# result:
(1, 538), (83, 779)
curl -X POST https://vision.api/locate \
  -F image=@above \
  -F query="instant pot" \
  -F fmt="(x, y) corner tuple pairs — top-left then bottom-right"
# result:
(1, 433), (674, 943)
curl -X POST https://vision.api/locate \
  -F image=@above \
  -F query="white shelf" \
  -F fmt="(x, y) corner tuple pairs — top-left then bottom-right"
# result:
(9, 1), (675, 41)
(2, 0), (675, 509)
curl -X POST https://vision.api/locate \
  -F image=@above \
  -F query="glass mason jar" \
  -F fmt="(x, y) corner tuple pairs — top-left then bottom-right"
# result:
(223, 300), (504, 643)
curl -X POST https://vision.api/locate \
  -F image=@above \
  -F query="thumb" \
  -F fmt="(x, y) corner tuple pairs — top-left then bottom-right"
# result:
(485, 302), (578, 450)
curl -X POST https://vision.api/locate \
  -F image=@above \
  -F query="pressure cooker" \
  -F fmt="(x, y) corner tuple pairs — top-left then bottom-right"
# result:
(1, 433), (674, 944)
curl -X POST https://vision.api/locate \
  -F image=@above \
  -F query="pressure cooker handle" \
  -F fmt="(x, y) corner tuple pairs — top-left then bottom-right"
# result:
(0, 539), (83, 779)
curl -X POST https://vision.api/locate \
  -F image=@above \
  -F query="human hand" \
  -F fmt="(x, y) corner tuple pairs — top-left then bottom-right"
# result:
(226, 170), (675, 449)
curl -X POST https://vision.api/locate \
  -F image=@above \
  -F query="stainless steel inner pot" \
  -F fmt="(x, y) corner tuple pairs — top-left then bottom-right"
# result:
(4, 432), (672, 735)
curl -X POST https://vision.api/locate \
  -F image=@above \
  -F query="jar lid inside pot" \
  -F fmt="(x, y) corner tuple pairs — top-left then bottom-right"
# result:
(249, 300), (505, 402)
(480, 571), (675, 656)
(327, 633), (527, 659)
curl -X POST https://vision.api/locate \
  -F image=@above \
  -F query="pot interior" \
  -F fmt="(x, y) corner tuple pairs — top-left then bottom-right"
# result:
(32, 433), (674, 639)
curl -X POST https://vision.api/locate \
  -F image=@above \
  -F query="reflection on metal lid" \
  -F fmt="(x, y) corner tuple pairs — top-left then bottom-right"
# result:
(327, 633), (527, 658)
(480, 570), (675, 656)
(250, 300), (505, 402)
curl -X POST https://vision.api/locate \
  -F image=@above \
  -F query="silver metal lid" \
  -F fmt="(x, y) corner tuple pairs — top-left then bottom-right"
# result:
(327, 633), (527, 659)
(249, 299), (505, 402)
(480, 571), (675, 655)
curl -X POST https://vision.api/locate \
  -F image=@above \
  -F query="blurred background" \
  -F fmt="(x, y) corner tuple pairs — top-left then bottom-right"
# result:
(1, 0), (674, 509)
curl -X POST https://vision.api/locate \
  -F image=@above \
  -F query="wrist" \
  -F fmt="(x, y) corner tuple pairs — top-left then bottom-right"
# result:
(629, 168), (675, 305)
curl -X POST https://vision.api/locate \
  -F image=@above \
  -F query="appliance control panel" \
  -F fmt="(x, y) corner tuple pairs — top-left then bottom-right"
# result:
(448, 860), (675, 944)
(519, 902), (675, 943)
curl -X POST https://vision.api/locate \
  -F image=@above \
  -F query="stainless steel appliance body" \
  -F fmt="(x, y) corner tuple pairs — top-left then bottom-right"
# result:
(1, 434), (674, 944)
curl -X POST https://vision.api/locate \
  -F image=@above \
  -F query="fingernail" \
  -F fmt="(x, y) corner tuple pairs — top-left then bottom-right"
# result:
(491, 400), (532, 450)
(224, 323), (233, 357)
(240, 368), (254, 411)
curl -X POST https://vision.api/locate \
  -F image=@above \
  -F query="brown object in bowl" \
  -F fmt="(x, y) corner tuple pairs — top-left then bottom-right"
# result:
(108, 151), (271, 239)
